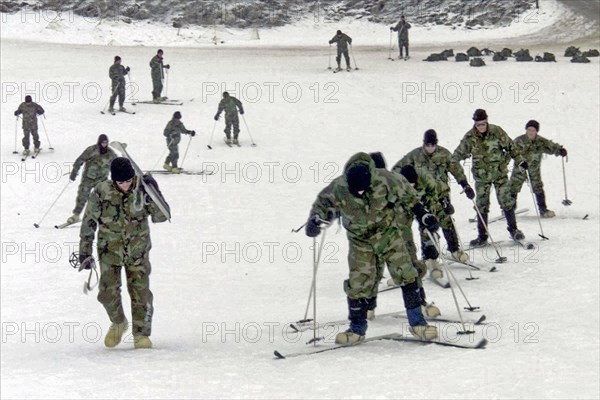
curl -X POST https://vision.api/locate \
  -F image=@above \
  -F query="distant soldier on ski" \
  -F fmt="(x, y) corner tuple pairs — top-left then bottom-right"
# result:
(14, 95), (44, 156)
(79, 157), (170, 349)
(329, 30), (353, 71)
(149, 49), (170, 103)
(108, 56), (130, 113)
(67, 134), (117, 224)
(452, 109), (527, 246)
(509, 120), (567, 218)
(391, 15), (411, 60)
(393, 129), (475, 277)
(305, 152), (440, 345)
(163, 111), (196, 173)
(214, 92), (244, 145)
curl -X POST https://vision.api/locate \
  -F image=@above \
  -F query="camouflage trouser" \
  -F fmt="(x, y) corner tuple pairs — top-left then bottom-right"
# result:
(336, 48), (350, 67)
(73, 178), (100, 215)
(152, 76), (163, 99)
(164, 135), (181, 167)
(345, 229), (419, 300)
(398, 38), (409, 57)
(374, 225), (426, 285)
(419, 205), (460, 255)
(224, 113), (240, 139)
(475, 175), (515, 214)
(109, 83), (125, 108)
(22, 127), (40, 150)
(509, 165), (544, 201)
(97, 257), (154, 337)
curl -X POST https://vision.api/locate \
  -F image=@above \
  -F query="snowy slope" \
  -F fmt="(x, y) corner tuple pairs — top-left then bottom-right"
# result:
(1, 2), (599, 399)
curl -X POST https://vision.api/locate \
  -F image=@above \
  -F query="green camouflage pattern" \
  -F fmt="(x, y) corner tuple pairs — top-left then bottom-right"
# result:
(392, 21), (411, 41)
(71, 144), (117, 214)
(79, 177), (168, 336)
(163, 118), (190, 168)
(15, 101), (44, 149)
(217, 96), (243, 139)
(452, 123), (523, 212)
(329, 33), (352, 66)
(510, 134), (563, 196)
(149, 55), (165, 98)
(108, 63), (128, 108)
(309, 152), (421, 299)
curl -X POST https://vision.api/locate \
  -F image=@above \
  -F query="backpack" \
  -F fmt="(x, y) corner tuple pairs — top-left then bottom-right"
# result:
(498, 48), (512, 57)
(582, 49), (599, 57)
(493, 53), (507, 61)
(441, 49), (454, 58)
(469, 57), (486, 67)
(571, 55), (591, 63)
(466, 47), (481, 57)
(516, 54), (533, 62)
(423, 53), (447, 62)
(455, 53), (469, 62)
(564, 46), (581, 57)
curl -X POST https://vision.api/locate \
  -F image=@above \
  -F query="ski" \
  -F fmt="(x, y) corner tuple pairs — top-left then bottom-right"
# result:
(31, 148), (41, 159)
(392, 313), (487, 326)
(383, 335), (488, 349)
(20, 150), (30, 162)
(224, 137), (233, 147)
(109, 141), (171, 221)
(469, 208), (529, 223)
(430, 275), (450, 289)
(443, 256), (482, 271)
(144, 169), (214, 176)
(512, 238), (535, 250)
(464, 240), (508, 252)
(55, 221), (78, 229)
(118, 109), (136, 115)
(132, 101), (183, 106)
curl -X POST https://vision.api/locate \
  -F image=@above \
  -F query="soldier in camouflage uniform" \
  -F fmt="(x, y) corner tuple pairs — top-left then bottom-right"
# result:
(214, 92), (244, 145)
(67, 134), (117, 224)
(163, 111), (196, 173)
(108, 56), (130, 113)
(452, 109), (528, 246)
(390, 15), (411, 60)
(393, 130), (475, 277)
(79, 157), (170, 349)
(14, 95), (45, 155)
(510, 120), (567, 218)
(329, 30), (352, 71)
(149, 49), (170, 103)
(305, 152), (440, 344)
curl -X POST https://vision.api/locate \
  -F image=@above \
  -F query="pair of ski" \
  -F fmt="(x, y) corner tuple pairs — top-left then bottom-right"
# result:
(21, 148), (41, 161)
(333, 67), (352, 73)
(101, 109), (136, 116)
(468, 208), (529, 224)
(132, 99), (184, 106)
(224, 138), (242, 148)
(145, 169), (214, 176)
(466, 238), (535, 252)
(55, 221), (79, 229)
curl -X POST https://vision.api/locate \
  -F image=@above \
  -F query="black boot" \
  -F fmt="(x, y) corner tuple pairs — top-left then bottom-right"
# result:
(535, 192), (555, 218)
(470, 212), (488, 247)
(505, 208), (525, 240)
(442, 227), (459, 253)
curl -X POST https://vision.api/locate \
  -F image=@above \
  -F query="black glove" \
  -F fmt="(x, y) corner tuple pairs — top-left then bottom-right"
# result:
(519, 161), (529, 171)
(390, 26), (394, 31)
(79, 254), (92, 269)
(214, 114), (220, 121)
(36, 110), (44, 115)
(423, 244), (439, 260)
(559, 148), (567, 157)
(165, 64), (170, 69)
(14, 110), (19, 116)
(305, 217), (322, 238)
(459, 181), (475, 200)
(441, 198), (455, 215)
(240, 110), (244, 115)
(125, 66), (130, 72)
(189, 130), (196, 137)
(69, 172), (77, 181)
(421, 213), (440, 232)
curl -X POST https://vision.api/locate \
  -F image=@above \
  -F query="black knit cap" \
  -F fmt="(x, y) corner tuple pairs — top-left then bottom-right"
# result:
(472, 109), (488, 121)
(346, 164), (371, 196)
(97, 134), (108, 144)
(25, 95), (32, 103)
(337, 30), (342, 35)
(114, 56), (121, 62)
(400, 165), (418, 184)
(525, 120), (540, 132)
(369, 152), (387, 169)
(173, 111), (182, 119)
(111, 157), (135, 182)
(423, 129), (438, 145)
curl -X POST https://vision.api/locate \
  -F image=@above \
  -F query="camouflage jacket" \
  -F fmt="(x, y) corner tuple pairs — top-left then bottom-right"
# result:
(109, 64), (128, 87)
(217, 96), (244, 116)
(163, 119), (190, 138)
(149, 55), (165, 80)
(392, 145), (467, 198)
(329, 33), (352, 50)
(513, 134), (563, 169)
(309, 152), (419, 246)
(392, 21), (411, 40)
(452, 124), (523, 182)
(79, 177), (169, 265)
(72, 145), (117, 182)
(15, 102), (44, 129)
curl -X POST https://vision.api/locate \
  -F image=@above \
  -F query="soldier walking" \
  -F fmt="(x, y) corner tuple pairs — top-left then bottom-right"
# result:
(214, 92), (244, 145)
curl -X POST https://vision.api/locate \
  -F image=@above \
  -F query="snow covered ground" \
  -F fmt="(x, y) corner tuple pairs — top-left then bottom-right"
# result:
(1, 1), (599, 399)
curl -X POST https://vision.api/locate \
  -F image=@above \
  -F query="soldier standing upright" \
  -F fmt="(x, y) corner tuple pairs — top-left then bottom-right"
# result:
(509, 120), (567, 218)
(108, 56), (130, 113)
(79, 157), (170, 349)
(329, 30), (353, 71)
(149, 49), (170, 103)
(452, 109), (527, 246)
(391, 15), (411, 60)
(214, 92), (244, 145)
(14, 95), (44, 156)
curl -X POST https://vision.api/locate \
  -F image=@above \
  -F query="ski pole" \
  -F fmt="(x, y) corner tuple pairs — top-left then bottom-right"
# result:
(207, 120), (217, 150)
(41, 115), (54, 150)
(526, 170), (549, 240)
(450, 216), (478, 280)
(165, 68), (169, 98)
(33, 180), (71, 228)
(388, 29), (393, 60)
(328, 44), (332, 70)
(241, 114), (257, 147)
(13, 116), (19, 154)
(561, 157), (572, 206)
(472, 200), (507, 264)
(349, 44), (359, 70)
(180, 134), (193, 168)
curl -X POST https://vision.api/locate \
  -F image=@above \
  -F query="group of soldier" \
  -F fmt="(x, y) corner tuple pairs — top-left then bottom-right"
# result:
(304, 108), (567, 345)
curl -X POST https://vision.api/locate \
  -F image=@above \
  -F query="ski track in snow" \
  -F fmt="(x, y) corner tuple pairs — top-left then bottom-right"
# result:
(1, 1), (599, 399)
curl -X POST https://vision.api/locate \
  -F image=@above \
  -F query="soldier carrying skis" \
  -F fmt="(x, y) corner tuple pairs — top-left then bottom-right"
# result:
(14, 95), (44, 157)
(509, 120), (567, 218)
(66, 134), (117, 225)
(329, 30), (353, 71)
(163, 111), (196, 174)
(214, 92), (244, 146)
(305, 152), (440, 345)
(150, 49), (170, 103)
(108, 56), (130, 114)
(79, 157), (170, 349)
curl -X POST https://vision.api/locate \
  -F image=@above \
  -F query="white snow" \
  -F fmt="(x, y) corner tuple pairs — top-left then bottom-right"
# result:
(1, 1), (599, 399)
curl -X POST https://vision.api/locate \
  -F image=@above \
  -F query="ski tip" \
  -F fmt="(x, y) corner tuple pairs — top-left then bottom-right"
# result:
(489, 266), (497, 272)
(476, 338), (489, 349)
(477, 315), (487, 324)
(274, 350), (286, 359)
